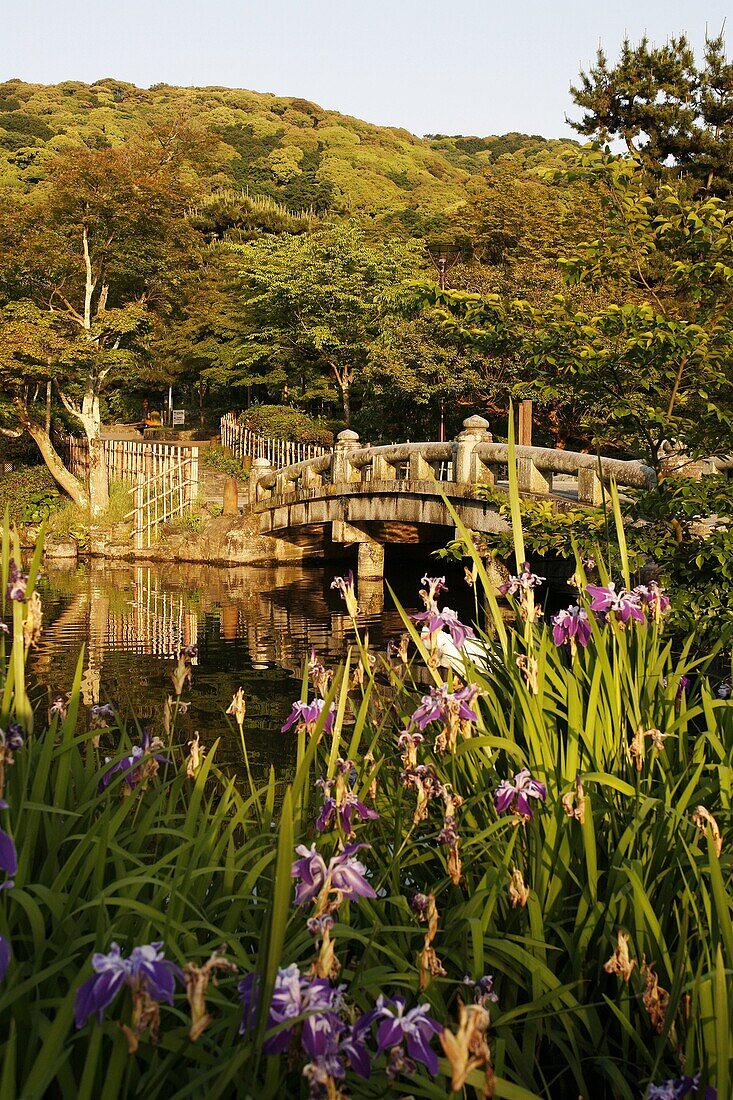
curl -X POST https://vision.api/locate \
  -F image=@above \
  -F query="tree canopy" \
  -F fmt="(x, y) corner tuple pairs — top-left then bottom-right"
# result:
(0, 132), (204, 510)
(431, 149), (733, 472)
(570, 32), (733, 195)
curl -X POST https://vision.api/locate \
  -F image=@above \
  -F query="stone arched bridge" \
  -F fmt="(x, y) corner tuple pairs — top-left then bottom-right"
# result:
(246, 416), (655, 586)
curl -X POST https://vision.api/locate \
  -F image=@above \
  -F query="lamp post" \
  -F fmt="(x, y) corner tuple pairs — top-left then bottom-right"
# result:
(426, 243), (462, 441)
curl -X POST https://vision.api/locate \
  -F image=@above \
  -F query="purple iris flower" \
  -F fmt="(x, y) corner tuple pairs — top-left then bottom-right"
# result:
(281, 698), (336, 735)
(463, 973), (499, 1007)
(494, 769), (547, 819)
(1, 723), (24, 751)
(307, 914), (335, 938)
(634, 581), (671, 618)
(6, 560), (28, 603)
(74, 941), (181, 1028)
(371, 995), (442, 1076)
(407, 683), (480, 731)
(239, 965), (348, 1056)
(647, 1074), (716, 1100)
(0, 935), (9, 982)
(330, 571), (359, 617)
(90, 703), (116, 721)
(331, 570), (355, 594)
(412, 606), (475, 649)
(315, 761), (379, 836)
(316, 792), (378, 835)
(676, 675), (690, 702)
(0, 800), (17, 880)
(302, 1012), (373, 1089)
(498, 562), (545, 597)
(292, 843), (377, 906)
(552, 604), (592, 648)
(420, 575), (448, 604)
(586, 583), (646, 625)
(99, 729), (167, 791)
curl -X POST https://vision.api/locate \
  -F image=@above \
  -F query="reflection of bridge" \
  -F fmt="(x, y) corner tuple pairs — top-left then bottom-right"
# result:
(249, 415), (655, 584)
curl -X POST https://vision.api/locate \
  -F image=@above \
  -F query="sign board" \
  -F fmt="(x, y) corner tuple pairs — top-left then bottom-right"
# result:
(172, 409), (186, 427)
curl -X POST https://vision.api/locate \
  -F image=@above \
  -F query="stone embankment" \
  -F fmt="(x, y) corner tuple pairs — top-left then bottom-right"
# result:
(85, 513), (309, 567)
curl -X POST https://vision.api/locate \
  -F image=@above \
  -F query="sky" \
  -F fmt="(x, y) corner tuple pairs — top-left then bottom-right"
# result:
(1, 1), (729, 139)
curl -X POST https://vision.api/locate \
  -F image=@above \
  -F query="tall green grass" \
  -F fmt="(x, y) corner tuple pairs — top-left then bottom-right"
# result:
(0, 470), (730, 1099)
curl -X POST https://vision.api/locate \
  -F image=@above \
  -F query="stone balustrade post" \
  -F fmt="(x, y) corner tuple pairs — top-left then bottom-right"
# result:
(332, 429), (360, 484)
(248, 456), (273, 509)
(517, 458), (551, 495)
(577, 467), (604, 506)
(409, 451), (436, 481)
(454, 415), (492, 485)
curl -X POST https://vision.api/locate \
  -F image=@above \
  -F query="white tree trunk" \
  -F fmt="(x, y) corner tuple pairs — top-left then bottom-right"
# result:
(79, 390), (109, 515)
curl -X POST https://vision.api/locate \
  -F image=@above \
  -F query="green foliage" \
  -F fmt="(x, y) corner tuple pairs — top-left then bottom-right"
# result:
(0, 464), (61, 523)
(0, 79), (479, 227)
(624, 475), (733, 639)
(432, 149), (733, 468)
(229, 224), (421, 423)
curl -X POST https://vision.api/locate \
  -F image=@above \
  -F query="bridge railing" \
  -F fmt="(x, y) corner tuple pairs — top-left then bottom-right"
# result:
(249, 416), (657, 509)
(347, 442), (454, 484)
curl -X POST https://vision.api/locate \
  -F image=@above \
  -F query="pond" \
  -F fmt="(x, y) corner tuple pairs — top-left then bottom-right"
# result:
(31, 550), (482, 777)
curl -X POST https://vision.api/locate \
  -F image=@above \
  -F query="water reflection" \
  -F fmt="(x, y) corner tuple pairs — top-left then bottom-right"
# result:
(31, 555), (477, 773)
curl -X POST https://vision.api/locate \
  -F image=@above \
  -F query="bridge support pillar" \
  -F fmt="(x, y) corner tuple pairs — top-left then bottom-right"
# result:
(357, 538), (385, 582)
(517, 458), (551, 495)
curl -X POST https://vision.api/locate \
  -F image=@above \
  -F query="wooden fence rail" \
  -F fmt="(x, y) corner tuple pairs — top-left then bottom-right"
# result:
(220, 412), (330, 469)
(66, 436), (200, 500)
(125, 450), (199, 550)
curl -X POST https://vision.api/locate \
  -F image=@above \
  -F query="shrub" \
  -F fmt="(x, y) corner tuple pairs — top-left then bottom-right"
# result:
(240, 404), (333, 445)
(0, 464), (61, 523)
(202, 444), (250, 479)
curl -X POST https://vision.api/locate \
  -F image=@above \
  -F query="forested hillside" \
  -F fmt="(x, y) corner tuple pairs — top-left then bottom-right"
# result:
(0, 79), (575, 232)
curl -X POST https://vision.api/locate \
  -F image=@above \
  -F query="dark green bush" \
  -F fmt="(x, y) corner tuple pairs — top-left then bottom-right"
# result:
(240, 404), (333, 445)
(0, 464), (62, 523)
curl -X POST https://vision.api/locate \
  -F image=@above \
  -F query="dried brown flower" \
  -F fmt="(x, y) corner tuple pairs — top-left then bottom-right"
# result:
(440, 1002), (495, 1097)
(186, 731), (204, 779)
(603, 930), (636, 982)
(515, 655), (539, 694)
(23, 591), (43, 649)
(692, 805), (723, 856)
(562, 776), (586, 824)
(508, 867), (530, 908)
(225, 688), (246, 730)
(641, 962), (669, 1033)
(183, 951), (239, 1042)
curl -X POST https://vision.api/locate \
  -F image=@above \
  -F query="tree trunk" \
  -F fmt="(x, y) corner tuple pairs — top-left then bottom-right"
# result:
(79, 391), (109, 516)
(25, 422), (89, 508)
(341, 379), (351, 425)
